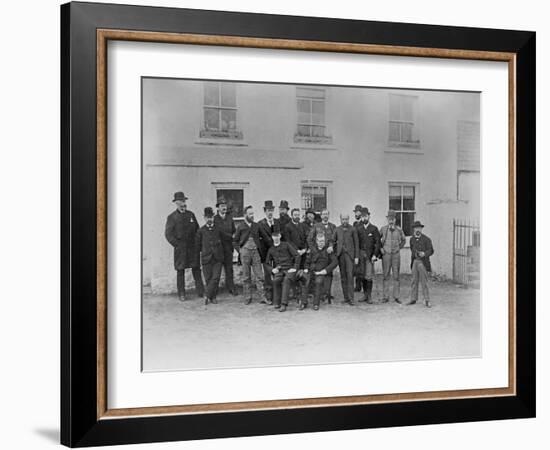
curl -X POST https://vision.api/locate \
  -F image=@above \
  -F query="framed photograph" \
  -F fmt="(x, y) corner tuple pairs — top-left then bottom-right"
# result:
(61, 1), (535, 447)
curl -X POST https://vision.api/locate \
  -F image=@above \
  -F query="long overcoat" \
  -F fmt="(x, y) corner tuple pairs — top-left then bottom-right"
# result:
(164, 209), (200, 270)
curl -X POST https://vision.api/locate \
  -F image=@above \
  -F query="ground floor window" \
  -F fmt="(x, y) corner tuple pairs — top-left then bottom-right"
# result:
(211, 182), (248, 219)
(301, 181), (331, 214)
(389, 183), (417, 236)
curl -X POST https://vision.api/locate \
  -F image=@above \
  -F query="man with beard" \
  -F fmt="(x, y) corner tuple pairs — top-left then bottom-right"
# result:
(214, 197), (238, 296)
(356, 207), (381, 304)
(233, 205), (267, 305)
(409, 221), (435, 308)
(307, 208), (337, 303)
(353, 204), (364, 292)
(164, 191), (204, 302)
(258, 200), (280, 304)
(304, 234), (338, 311)
(379, 209), (406, 304)
(195, 207), (224, 305)
(285, 208), (309, 305)
(265, 230), (300, 312)
(335, 213), (360, 305)
(278, 200), (291, 240)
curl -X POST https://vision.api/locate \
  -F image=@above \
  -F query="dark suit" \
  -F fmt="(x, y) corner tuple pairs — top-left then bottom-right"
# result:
(304, 245), (338, 307)
(233, 221), (265, 302)
(266, 242), (300, 306)
(335, 224), (360, 302)
(214, 213), (236, 292)
(353, 220), (363, 290)
(356, 222), (381, 300)
(278, 213), (291, 240)
(196, 224), (224, 300)
(409, 233), (435, 303)
(258, 217), (281, 301)
(164, 209), (204, 298)
(307, 221), (337, 300)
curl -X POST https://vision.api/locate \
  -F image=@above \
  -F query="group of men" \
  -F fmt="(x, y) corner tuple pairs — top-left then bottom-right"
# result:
(164, 191), (435, 311)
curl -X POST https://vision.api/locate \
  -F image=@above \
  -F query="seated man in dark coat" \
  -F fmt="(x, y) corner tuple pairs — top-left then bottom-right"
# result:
(195, 207), (224, 305)
(265, 231), (300, 312)
(304, 234), (338, 311)
(164, 191), (204, 302)
(409, 220), (435, 308)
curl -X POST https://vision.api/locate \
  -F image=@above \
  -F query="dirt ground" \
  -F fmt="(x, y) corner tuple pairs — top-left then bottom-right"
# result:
(142, 273), (480, 372)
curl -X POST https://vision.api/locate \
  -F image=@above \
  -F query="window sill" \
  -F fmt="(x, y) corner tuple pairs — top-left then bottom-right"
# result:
(195, 137), (249, 147)
(290, 138), (337, 151)
(385, 142), (423, 155)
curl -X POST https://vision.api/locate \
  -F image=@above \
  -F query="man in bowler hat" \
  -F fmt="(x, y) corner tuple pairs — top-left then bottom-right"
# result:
(214, 197), (238, 295)
(195, 207), (224, 305)
(164, 192), (204, 301)
(409, 221), (435, 307)
(379, 210), (406, 303)
(258, 200), (281, 304)
(353, 204), (364, 292)
(356, 207), (381, 304)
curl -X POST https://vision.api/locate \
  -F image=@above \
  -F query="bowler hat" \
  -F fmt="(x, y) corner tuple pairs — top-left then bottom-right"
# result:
(279, 200), (289, 209)
(354, 204), (363, 213)
(204, 207), (214, 217)
(264, 200), (275, 210)
(305, 208), (315, 215)
(172, 191), (188, 202)
(215, 196), (227, 207)
(386, 209), (397, 218)
(361, 207), (370, 215)
(412, 220), (425, 228)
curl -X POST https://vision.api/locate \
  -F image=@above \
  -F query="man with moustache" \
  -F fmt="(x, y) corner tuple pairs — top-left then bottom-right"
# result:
(265, 230), (300, 312)
(278, 200), (291, 240)
(409, 220), (435, 308)
(335, 213), (360, 305)
(164, 191), (204, 302)
(213, 197), (238, 296)
(258, 200), (280, 304)
(356, 207), (381, 304)
(304, 234), (339, 311)
(379, 209), (407, 304)
(233, 205), (267, 305)
(195, 207), (224, 305)
(285, 208), (309, 304)
(353, 204), (364, 292)
(307, 208), (337, 303)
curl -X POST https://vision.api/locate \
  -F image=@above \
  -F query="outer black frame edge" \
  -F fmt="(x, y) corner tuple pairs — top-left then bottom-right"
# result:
(60, 2), (536, 447)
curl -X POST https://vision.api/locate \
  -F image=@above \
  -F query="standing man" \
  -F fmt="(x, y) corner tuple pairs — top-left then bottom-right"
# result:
(278, 200), (291, 240)
(409, 221), (435, 308)
(307, 208), (337, 303)
(353, 204), (364, 292)
(304, 234), (338, 311)
(285, 208), (309, 304)
(195, 207), (224, 305)
(379, 210), (407, 304)
(265, 231), (300, 312)
(300, 208), (316, 242)
(233, 206), (266, 305)
(356, 207), (381, 304)
(258, 200), (280, 304)
(335, 213), (360, 305)
(214, 197), (237, 296)
(164, 191), (204, 302)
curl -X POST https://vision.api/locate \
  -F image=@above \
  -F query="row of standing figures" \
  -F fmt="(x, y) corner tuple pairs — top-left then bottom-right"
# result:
(165, 193), (435, 312)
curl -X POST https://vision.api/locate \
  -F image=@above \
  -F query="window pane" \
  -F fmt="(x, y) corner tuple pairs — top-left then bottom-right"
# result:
(220, 83), (236, 107)
(389, 121), (401, 141)
(395, 212), (402, 229)
(401, 96), (414, 121)
(217, 189), (244, 217)
(389, 196), (401, 211)
(297, 87), (325, 99)
(221, 109), (236, 131)
(302, 185), (327, 213)
(297, 125), (311, 136)
(402, 212), (415, 236)
(297, 99), (311, 123)
(204, 108), (219, 130)
(401, 123), (413, 142)
(389, 95), (400, 120)
(204, 82), (219, 106)
(311, 100), (325, 125)
(312, 126), (325, 137)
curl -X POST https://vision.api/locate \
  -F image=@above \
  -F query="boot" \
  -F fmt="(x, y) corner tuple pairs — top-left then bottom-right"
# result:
(354, 278), (362, 292)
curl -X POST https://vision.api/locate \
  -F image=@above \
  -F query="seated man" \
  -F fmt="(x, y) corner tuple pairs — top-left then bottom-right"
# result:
(265, 230), (300, 312)
(304, 234), (338, 311)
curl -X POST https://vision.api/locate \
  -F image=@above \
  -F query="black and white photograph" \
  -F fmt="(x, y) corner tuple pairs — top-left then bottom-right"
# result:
(141, 78), (481, 371)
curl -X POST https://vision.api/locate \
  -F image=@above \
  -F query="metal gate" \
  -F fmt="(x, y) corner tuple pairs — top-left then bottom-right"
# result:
(452, 219), (480, 286)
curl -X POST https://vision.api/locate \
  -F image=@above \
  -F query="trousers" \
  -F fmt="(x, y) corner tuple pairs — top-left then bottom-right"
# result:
(221, 243), (235, 291)
(240, 247), (265, 301)
(202, 261), (222, 299)
(338, 253), (355, 301)
(272, 270), (297, 306)
(411, 259), (430, 302)
(382, 252), (401, 300)
(176, 268), (204, 297)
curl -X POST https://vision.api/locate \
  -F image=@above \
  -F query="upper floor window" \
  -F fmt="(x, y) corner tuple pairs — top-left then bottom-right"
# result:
(389, 183), (416, 236)
(201, 82), (243, 140)
(389, 94), (420, 147)
(295, 87), (332, 145)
